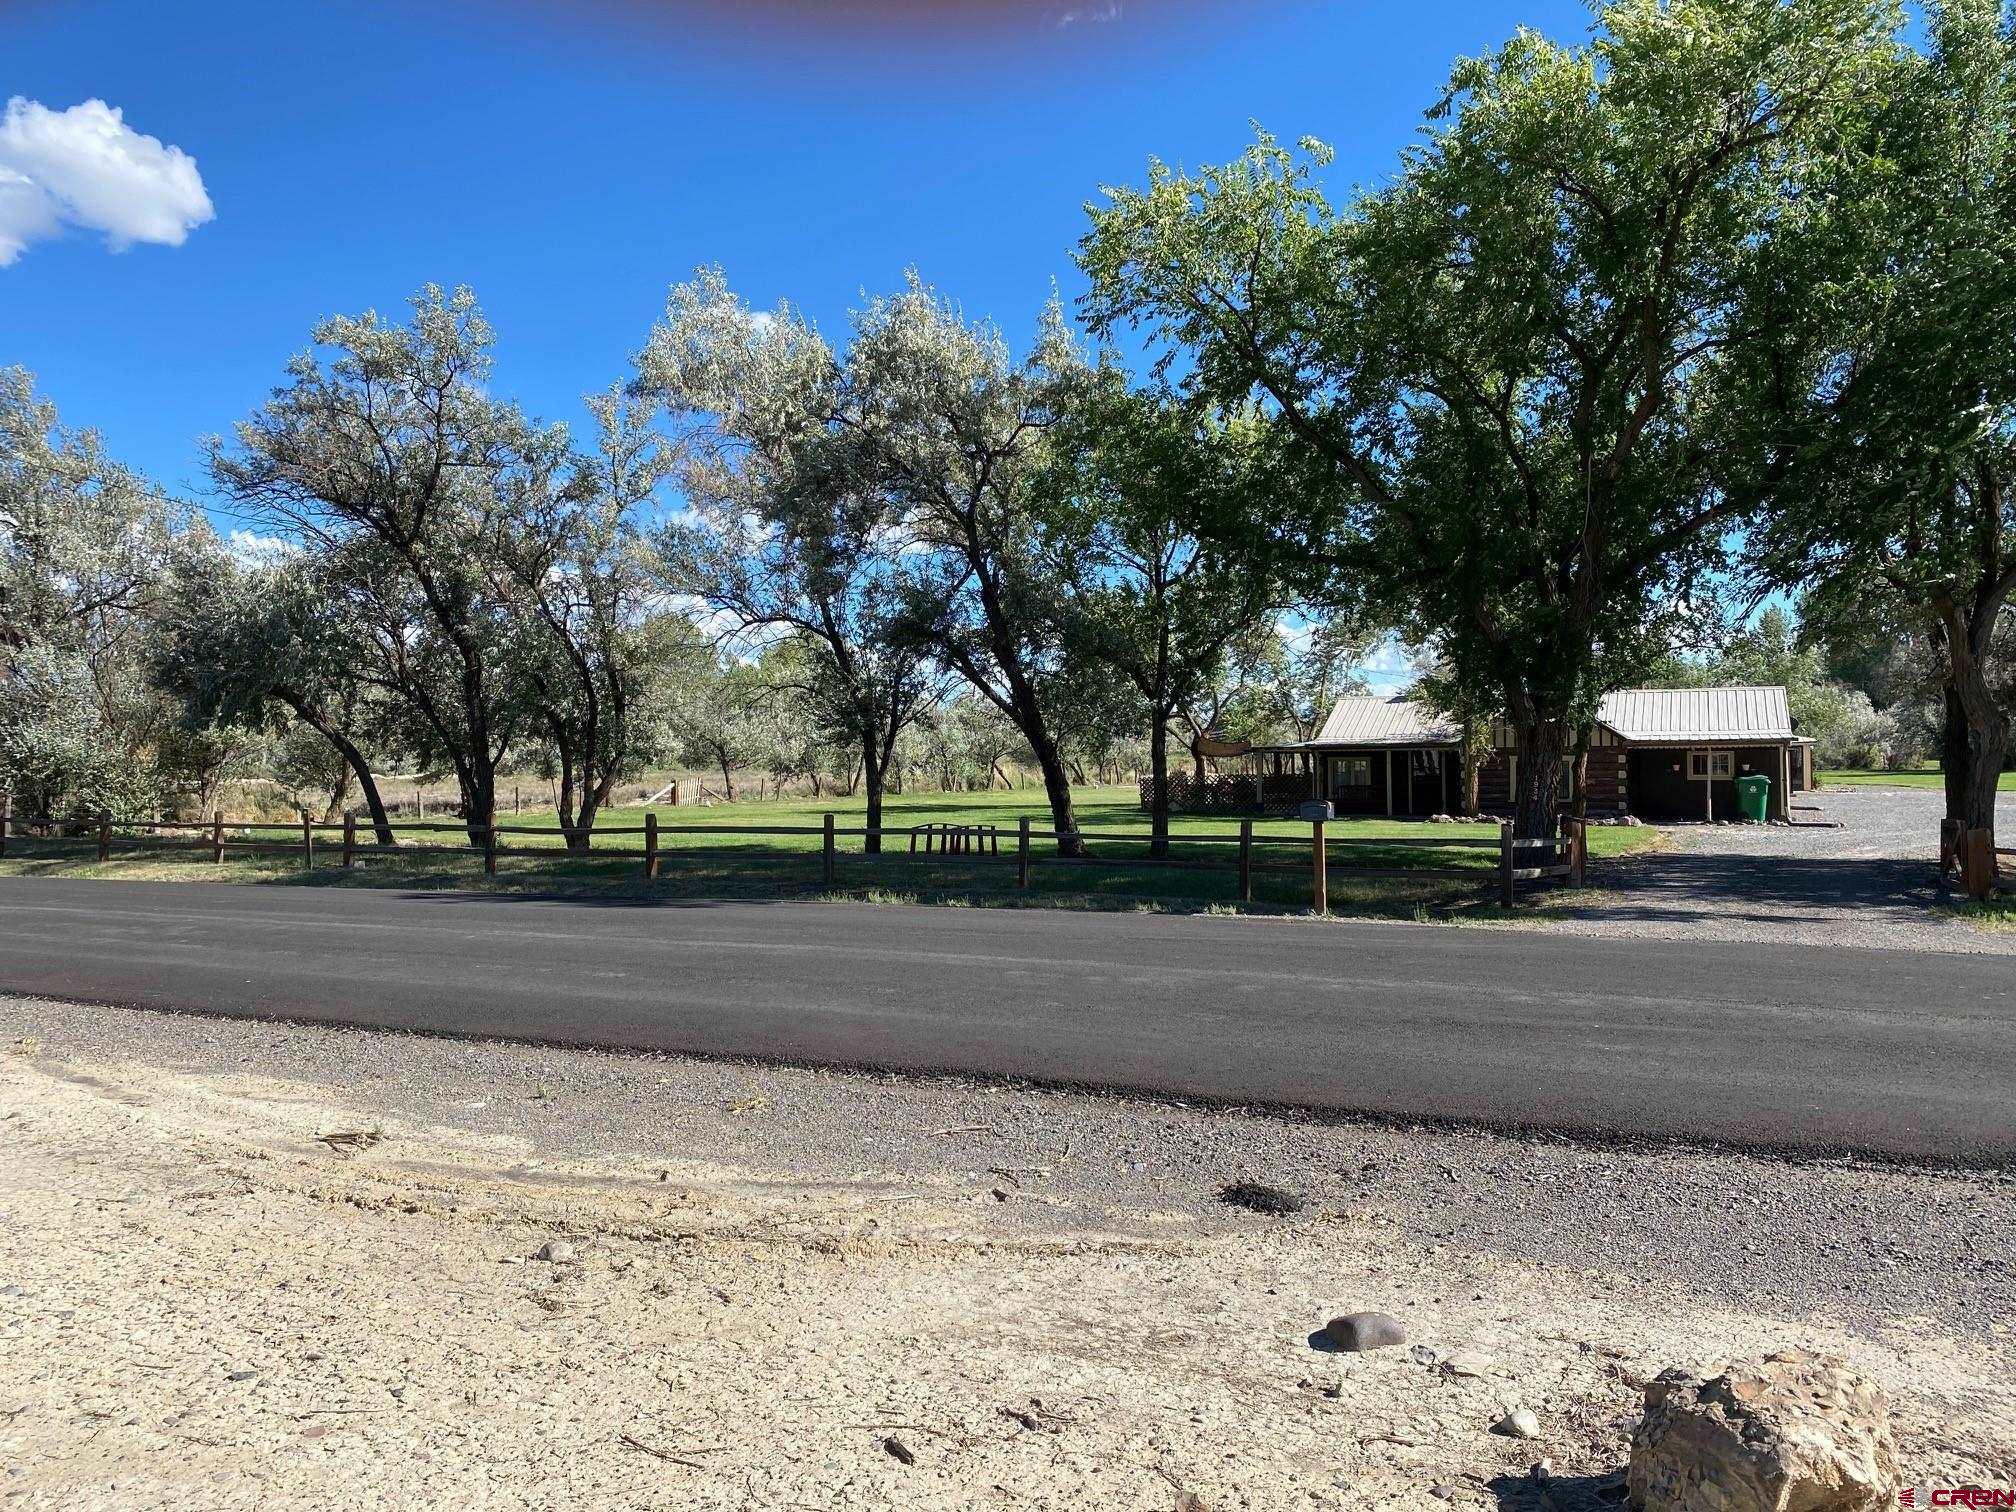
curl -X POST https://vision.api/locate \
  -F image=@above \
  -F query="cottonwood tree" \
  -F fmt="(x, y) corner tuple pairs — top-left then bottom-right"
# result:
(837, 277), (1094, 852)
(1080, 0), (1898, 837)
(485, 388), (671, 848)
(210, 287), (557, 843)
(153, 540), (400, 840)
(0, 367), (186, 820)
(1039, 383), (1283, 853)
(639, 271), (943, 850)
(1743, 1), (2016, 845)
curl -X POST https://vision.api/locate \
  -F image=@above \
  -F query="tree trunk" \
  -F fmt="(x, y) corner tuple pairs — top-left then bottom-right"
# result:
(286, 697), (395, 844)
(573, 766), (618, 854)
(1148, 717), (1171, 859)
(1943, 621), (2008, 840)
(718, 754), (737, 803)
(1458, 719), (1481, 817)
(1190, 730), (1208, 785)
(1569, 724), (1593, 823)
(1508, 698), (1570, 843)
(464, 767), (496, 849)
(1942, 684), (1969, 825)
(1030, 742), (1083, 857)
(320, 762), (354, 826)
(863, 748), (885, 857)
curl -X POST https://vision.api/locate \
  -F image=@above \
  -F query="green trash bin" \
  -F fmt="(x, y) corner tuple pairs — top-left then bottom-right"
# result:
(1734, 773), (1771, 822)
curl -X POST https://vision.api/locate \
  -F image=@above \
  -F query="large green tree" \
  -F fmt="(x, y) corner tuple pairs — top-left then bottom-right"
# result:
(1080, 0), (1899, 837)
(832, 276), (1095, 853)
(1743, 0), (2016, 842)
(1038, 382), (1284, 854)
(153, 540), (401, 841)
(212, 287), (575, 843)
(0, 367), (187, 821)
(639, 270), (943, 851)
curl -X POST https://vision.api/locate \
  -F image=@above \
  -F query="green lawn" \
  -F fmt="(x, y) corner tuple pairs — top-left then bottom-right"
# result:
(1821, 766), (2016, 791)
(0, 785), (1659, 922)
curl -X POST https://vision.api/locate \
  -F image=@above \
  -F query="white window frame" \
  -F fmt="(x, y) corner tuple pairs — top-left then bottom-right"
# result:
(1688, 749), (1732, 781)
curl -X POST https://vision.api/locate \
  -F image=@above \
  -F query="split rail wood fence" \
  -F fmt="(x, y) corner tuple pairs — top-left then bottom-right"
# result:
(0, 797), (1589, 912)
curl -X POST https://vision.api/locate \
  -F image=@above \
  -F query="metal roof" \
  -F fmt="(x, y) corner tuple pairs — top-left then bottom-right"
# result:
(1296, 685), (1796, 749)
(1593, 686), (1794, 743)
(1311, 695), (1463, 747)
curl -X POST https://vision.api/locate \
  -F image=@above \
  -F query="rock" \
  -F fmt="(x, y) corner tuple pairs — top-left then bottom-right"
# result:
(1494, 1408), (1541, 1439)
(1323, 1311), (1406, 1351)
(1429, 1487), (1457, 1502)
(1409, 1344), (1441, 1367)
(226, 1369), (257, 1382)
(535, 1240), (576, 1263)
(1626, 1350), (1899, 1512)
(1440, 1350), (1495, 1379)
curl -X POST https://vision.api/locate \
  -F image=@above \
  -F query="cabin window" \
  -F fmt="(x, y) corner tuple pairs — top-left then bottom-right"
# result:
(1688, 750), (1732, 780)
(1334, 756), (1372, 789)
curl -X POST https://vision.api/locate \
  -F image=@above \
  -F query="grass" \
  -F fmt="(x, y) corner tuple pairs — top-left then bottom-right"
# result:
(1820, 764), (2016, 791)
(0, 785), (1662, 923)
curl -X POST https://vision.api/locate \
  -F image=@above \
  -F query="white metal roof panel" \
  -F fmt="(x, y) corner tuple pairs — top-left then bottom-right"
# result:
(1594, 686), (1794, 743)
(1311, 695), (1463, 747)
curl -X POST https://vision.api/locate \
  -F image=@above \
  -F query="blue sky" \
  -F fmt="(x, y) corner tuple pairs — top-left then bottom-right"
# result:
(4, 0), (1593, 507)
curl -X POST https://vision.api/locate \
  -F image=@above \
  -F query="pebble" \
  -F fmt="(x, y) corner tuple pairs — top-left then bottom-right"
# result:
(535, 1240), (576, 1263)
(1494, 1407), (1541, 1439)
(1440, 1350), (1495, 1379)
(226, 1369), (257, 1381)
(1323, 1312), (1406, 1351)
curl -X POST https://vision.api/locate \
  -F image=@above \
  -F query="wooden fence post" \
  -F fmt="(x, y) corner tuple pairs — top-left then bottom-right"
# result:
(300, 812), (314, 870)
(98, 811), (111, 862)
(1966, 825), (1994, 901)
(1238, 818), (1253, 904)
(1016, 815), (1031, 888)
(822, 811), (836, 886)
(1310, 816), (1327, 916)
(1, 792), (9, 859)
(212, 812), (224, 864)
(483, 811), (498, 876)
(645, 811), (660, 879)
(343, 812), (356, 868)
(1499, 823), (1517, 906)
(1568, 817), (1587, 887)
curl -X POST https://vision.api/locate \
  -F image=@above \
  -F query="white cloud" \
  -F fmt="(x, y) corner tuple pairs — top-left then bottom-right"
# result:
(224, 528), (294, 566)
(1056, 3), (1122, 24)
(1357, 635), (1418, 692)
(0, 97), (214, 267)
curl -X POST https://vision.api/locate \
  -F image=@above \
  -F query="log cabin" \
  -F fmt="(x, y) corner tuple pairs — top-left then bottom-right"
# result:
(1157, 686), (1814, 822)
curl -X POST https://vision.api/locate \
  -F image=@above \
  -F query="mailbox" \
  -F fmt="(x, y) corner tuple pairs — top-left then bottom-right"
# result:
(1298, 800), (1335, 822)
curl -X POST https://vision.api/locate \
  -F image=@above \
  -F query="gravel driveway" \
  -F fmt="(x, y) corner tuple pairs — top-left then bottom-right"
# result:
(1555, 785), (2014, 953)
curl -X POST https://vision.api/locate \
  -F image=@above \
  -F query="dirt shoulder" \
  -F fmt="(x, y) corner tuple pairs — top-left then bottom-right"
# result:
(1, 998), (2010, 1509)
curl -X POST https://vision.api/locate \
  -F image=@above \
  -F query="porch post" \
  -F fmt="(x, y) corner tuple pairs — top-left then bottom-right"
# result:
(1384, 753), (1395, 816)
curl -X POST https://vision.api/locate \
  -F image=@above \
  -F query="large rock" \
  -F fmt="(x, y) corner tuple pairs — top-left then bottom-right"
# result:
(1322, 1311), (1406, 1352)
(1627, 1350), (1899, 1511)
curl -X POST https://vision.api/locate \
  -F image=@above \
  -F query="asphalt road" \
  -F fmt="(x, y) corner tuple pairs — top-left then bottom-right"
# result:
(0, 877), (2009, 1165)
